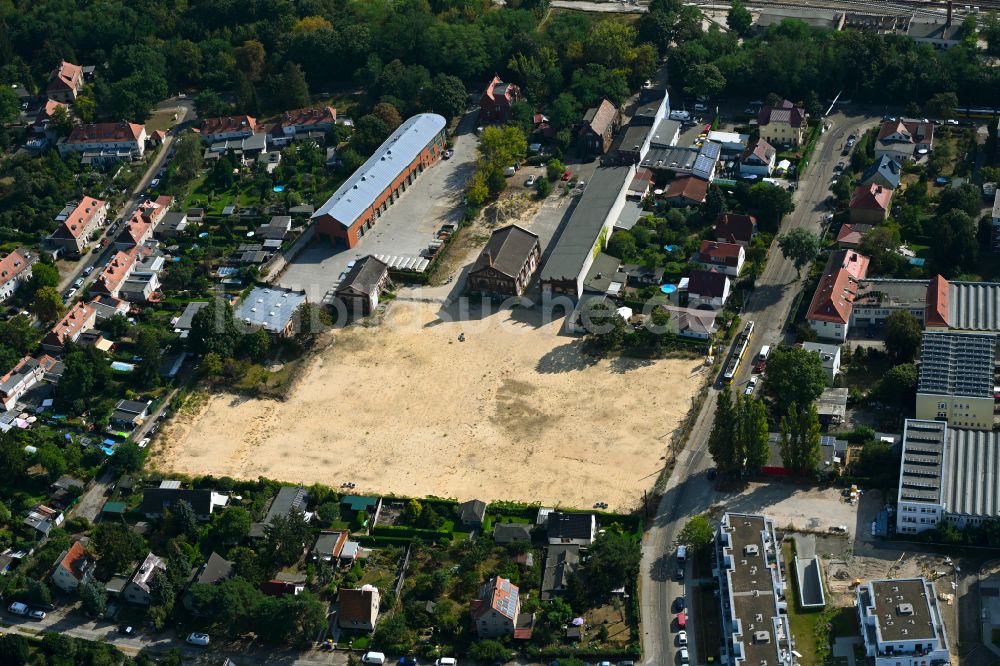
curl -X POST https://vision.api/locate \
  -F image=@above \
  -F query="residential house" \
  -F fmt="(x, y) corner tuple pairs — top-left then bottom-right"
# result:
(0, 355), (57, 411)
(660, 305), (719, 340)
(467, 225), (541, 299)
(706, 130), (749, 156)
(235, 287), (307, 337)
(802, 341), (842, 380)
(174, 302), (208, 337)
(915, 332), (996, 430)
(59, 123), (147, 164)
(806, 249), (870, 341)
(338, 585), (381, 631)
(119, 253), (164, 302)
(183, 552), (234, 611)
(493, 522), (533, 544)
(0, 250), (34, 302)
(250, 486), (311, 538)
(313, 531), (360, 566)
(110, 399), (149, 430)
(90, 294), (130, 322)
(861, 155), (902, 190)
(686, 268), (731, 310)
(849, 183), (893, 224)
(335, 256), (391, 316)
(47, 61), (84, 102)
(835, 223), (872, 250)
(663, 176), (708, 207)
(154, 212), (188, 239)
(256, 216), (292, 243)
(621, 264), (665, 288)
(48, 475), (85, 508)
(90, 250), (138, 299)
(737, 139), (776, 177)
(458, 500), (488, 528)
(123, 553), (166, 605)
(261, 572), (307, 596)
(546, 512), (596, 546)
(49, 197), (108, 254)
(857, 578), (951, 666)
(24, 505), (63, 538)
(140, 486), (229, 521)
(578, 99), (621, 155)
(470, 576), (520, 638)
(714, 213), (757, 247)
(200, 115), (257, 144)
(875, 119), (934, 162)
(541, 545), (579, 600)
(31, 99), (68, 143)
(41, 301), (97, 352)
(479, 75), (521, 123)
(626, 168), (655, 200)
(697, 240), (745, 277)
(757, 100), (807, 147)
(270, 107), (336, 146)
(113, 202), (163, 250)
(51, 542), (94, 593)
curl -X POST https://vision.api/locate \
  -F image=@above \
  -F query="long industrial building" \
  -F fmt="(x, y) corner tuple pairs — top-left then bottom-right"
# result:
(313, 114), (446, 249)
(914, 332), (997, 430)
(896, 419), (1000, 534)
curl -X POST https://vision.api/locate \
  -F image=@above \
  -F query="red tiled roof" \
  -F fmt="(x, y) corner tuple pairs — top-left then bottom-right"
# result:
(53, 196), (106, 240)
(584, 99), (618, 137)
(835, 223), (871, 246)
(338, 587), (377, 624)
(47, 301), (96, 346)
(47, 61), (83, 92)
(664, 176), (708, 203)
(472, 576), (519, 621)
(202, 115), (257, 136)
(483, 75), (518, 103)
(925, 274), (950, 328)
(35, 100), (67, 126)
(740, 138), (775, 164)
(806, 250), (870, 324)
(58, 542), (90, 580)
(715, 213), (756, 244)
(66, 122), (145, 144)
(93, 251), (137, 294)
(849, 183), (893, 211)
(699, 240), (742, 261)
(279, 106), (336, 129)
(757, 100), (805, 128)
(0, 250), (32, 284)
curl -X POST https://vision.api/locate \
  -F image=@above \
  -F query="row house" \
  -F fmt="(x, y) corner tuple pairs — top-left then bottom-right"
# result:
(58, 122), (147, 164)
(0, 250), (35, 302)
(48, 197), (108, 255)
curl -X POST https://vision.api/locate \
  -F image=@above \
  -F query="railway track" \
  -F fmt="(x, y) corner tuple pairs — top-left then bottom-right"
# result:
(689, 0), (997, 19)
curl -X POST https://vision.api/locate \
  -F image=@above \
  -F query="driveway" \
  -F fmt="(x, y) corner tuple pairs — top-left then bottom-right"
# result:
(278, 111), (479, 302)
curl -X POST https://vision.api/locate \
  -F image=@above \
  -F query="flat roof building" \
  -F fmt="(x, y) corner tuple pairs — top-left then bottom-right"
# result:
(313, 114), (446, 249)
(915, 332), (996, 430)
(235, 287), (307, 337)
(716, 513), (795, 666)
(856, 577), (950, 666)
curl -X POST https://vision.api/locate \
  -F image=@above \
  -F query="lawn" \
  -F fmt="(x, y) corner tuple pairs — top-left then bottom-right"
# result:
(146, 108), (182, 134)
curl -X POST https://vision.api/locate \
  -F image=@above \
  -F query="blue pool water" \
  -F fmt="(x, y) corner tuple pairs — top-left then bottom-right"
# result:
(660, 284), (678, 294)
(273, 185), (285, 192)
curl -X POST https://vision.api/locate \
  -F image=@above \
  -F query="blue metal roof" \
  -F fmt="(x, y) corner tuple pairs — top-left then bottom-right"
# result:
(314, 113), (446, 227)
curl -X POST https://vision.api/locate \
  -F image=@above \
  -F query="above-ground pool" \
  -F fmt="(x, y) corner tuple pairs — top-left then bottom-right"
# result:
(660, 284), (678, 295)
(198, 231), (209, 238)
(273, 185), (285, 192)
(664, 244), (676, 252)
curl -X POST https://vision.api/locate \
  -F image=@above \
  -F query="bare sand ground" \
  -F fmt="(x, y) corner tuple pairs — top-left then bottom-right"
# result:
(152, 299), (705, 512)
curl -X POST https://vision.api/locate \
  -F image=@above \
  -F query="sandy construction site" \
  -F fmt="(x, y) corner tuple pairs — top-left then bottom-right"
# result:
(152, 299), (705, 511)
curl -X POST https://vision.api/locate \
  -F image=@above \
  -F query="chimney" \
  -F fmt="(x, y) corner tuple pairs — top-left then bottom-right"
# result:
(946, 0), (952, 25)
(485, 251), (493, 268)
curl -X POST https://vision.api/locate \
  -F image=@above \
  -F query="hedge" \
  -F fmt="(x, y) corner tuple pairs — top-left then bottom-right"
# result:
(372, 525), (452, 540)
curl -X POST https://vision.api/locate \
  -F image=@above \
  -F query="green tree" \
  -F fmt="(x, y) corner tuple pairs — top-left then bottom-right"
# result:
(26, 262), (59, 293)
(80, 581), (107, 618)
(280, 62), (310, 110)
(234, 40), (266, 82)
(0, 634), (30, 666)
(584, 21), (637, 69)
(764, 346), (828, 411)
(536, 176), (553, 198)
(778, 402), (821, 476)
(25, 579), (52, 606)
(872, 363), (918, 411)
(932, 210), (978, 276)
(546, 158), (566, 181)
(240, 327), (271, 363)
(747, 183), (794, 233)
(777, 228), (820, 277)
(135, 327), (163, 388)
(373, 102), (403, 131)
(924, 91), (958, 119)
(0, 86), (19, 125)
(109, 442), (144, 476)
(708, 387), (738, 476)
(883, 310), (922, 364)
(735, 394), (770, 474)
(427, 73), (467, 119)
(703, 185), (727, 224)
(684, 63), (725, 99)
(727, 0), (753, 35)
(195, 88), (227, 118)
(316, 501), (341, 523)
(263, 509), (311, 569)
(479, 125), (527, 168)
(172, 131), (203, 184)
(211, 506), (251, 546)
(93, 522), (146, 574)
(470, 640), (513, 662)
(190, 299), (240, 357)
(168, 500), (198, 537)
(859, 225), (902, 275)
(586, 529), (639, 600)
(678, 514), (714, 552)
(373, 613), (415, 653)
(32, 286), (65, 322)
(150, 569), (176, 608)
(582, 301), (628, 351)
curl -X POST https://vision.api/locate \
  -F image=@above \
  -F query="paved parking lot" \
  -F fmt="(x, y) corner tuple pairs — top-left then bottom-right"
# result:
(279, 112), (478, 301)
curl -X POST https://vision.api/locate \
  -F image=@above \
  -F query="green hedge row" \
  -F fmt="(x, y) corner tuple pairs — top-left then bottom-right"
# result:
(372, 525), (452, 540)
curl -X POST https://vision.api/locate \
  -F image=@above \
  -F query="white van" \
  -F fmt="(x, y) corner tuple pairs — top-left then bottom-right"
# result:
(8, 602), (28, 615)
(676, 545), (687, 564)
(363, 653), (387, 665)
(435, 659), (457, 666)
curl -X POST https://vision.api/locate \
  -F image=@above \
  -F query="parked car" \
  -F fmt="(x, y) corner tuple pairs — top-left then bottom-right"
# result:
(29, 610), (46, 620)
(138, 438), (151, 449)
(83, 266), (94, 276)
(525, 175), (536, 187)
(64, 288), (77, 301)
(679, 647), (689, 664)
(744, 376), (758, 396)
(561, 170), (572, 181)
(442, 150), (454, 159)
(677, 631), (688, 646)
(399, 658), (418, 666)
(73, 277), (84, 288)
(119, 625), (136, 636)
(673, 596), (686, 613)
(363, 653), (387, 665)
(434, 659), (456, 666)
(150, 178), (160, 188)
(186, 633), (210, 646)
(8, 602), (28, 616)
(675, 566), (684, 581)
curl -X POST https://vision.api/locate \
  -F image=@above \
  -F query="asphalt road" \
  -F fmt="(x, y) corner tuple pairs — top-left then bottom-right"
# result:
(639, 109), (880, 666)
(57, 97), (195, 295)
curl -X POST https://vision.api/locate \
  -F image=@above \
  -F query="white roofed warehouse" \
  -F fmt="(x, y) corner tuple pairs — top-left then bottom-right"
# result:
(313, 114), (447, 249)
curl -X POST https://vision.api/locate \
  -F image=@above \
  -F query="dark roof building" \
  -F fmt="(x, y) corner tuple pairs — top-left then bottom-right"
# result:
(336, 256), (391, 316)
(546, 512), (596, 545)
(458, 500), (488, 527)
(480, 75), (521, 123)
(714, 213), (757, 246)
(468, 225), (541, 299)
(140, 487), (228, 520)
(861, 155), (902, 190)
(579, 99), (621, 155)
(493, 522), (533, 544)
(251, 486), (310, 538)
(541, 545), (580, 600)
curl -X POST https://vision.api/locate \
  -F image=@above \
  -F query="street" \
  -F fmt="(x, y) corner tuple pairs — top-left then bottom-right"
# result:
(639, 108), (880, 666)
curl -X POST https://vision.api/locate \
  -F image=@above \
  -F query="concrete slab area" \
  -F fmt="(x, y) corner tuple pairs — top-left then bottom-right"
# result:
(278, 112), (479, 301)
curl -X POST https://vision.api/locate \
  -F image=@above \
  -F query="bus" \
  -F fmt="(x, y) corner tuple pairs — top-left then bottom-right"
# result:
(722, 320), (755, 384)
